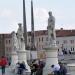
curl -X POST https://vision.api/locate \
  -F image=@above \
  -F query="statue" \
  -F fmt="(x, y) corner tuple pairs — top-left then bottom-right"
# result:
(11, 31), (18, 51)
(43, 11), (58, 75)
(47, 11), (56, 47)
(17, 23), (25, 50)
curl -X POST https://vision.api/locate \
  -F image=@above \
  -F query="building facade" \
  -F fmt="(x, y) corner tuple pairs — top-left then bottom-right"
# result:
(0, 34), (12, 58)
(0, 28), (75, 58)
(28, 29), (75, 55)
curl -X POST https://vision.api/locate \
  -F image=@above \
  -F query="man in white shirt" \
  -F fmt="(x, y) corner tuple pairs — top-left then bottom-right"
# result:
(51, 64), (60, 75)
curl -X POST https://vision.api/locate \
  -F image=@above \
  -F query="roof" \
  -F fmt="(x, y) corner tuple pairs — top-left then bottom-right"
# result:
(0, 34), (12, 38)
(56, 29), (75, 37)
(28, 29), (75, 37)
(0, 29), (75, 37)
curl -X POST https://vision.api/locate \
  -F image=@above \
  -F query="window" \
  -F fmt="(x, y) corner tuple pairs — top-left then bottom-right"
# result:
(63, 40), (67, 44)
(58, 49), (59, 51)
(71, 47), (74, 51)
(6, 40), (8, 44)
(71, 47), (72, 51)
(39, 38), (40, 42)
(56, 41), (59, 44)
(70, 40), (74, 44)
(0, 34), (3, 38)
(46, 37), (48, 41)
(42, 37), (43, 42)
(73, 48), (74, 51)
(9, 40), (10, 44)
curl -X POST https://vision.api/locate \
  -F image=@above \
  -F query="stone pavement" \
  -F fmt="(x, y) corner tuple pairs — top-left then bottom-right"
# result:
(0, 67), (16, 75)
(0, 67), (31, 75)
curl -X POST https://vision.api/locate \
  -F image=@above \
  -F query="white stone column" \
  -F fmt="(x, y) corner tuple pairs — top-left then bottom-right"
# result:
(43, 47), (58, 75)
(17, 50), (31, 73)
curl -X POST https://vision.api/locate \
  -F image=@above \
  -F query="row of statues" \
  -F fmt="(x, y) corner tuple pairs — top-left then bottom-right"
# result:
(11, 11), (56, 51)
(10, 11), (57, 75)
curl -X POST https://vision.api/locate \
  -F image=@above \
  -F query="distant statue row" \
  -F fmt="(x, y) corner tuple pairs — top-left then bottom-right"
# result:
(11, 23), (25, 51)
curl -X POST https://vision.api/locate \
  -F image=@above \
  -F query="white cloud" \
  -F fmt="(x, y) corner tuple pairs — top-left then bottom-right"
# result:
(34, 8), (48, 22)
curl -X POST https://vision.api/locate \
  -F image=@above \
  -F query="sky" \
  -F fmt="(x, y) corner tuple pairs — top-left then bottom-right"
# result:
(0, 0), (75, 33)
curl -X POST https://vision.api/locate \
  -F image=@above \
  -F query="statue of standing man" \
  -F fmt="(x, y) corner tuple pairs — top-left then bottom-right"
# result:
(17, 23), (25, 50)
(11, 31), (18, 51)
(47, 11), (56, 47)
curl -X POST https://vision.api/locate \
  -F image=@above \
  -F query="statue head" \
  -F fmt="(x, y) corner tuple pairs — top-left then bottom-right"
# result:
(48, 11), (52, 16)
(18, 23), (22, 28)
(11, 31), (16, 37)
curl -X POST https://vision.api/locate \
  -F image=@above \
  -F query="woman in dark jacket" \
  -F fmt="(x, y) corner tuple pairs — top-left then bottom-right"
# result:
(18, 61), (27, 75)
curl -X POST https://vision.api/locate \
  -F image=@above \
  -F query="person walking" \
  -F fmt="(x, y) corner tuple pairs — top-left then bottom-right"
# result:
(58, 62), (67, 75)
(36, 60), (45, 75)
(17, 61), (27, 75)
(0, 56), (8, 75)
(30, 60), (39, 75)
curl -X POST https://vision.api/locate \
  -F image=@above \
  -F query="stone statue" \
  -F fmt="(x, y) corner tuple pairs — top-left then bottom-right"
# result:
(47, 11), (56, 47)
(17, 23), (25, 50)
(11, 31), (18, 51)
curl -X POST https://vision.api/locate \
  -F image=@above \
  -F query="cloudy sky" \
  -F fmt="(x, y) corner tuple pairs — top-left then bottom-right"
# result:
(0, 0), (75, 33)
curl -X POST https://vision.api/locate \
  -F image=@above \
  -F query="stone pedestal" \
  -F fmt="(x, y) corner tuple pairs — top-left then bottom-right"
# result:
(43, 46), (58, 75)
(9, 51), (18, 71)
(67, 63), (75, 75)
(17, 50), (31, 74)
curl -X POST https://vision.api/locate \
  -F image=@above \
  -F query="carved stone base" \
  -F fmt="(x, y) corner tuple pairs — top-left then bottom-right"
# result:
(43, 46), (58, 75)
(9, 51), (18, 71)
(17, 50), (31, 73)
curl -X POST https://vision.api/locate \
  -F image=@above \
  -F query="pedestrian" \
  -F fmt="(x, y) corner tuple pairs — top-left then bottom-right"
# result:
(18, 61), (27, 75)
(36, 60), (45, 75)
(51, 64), (60, 75)
(0, 56), (8, 75)
(30, 59), (38, 75)
(58, 62), (67, 75)
(16, 62), (20, 74)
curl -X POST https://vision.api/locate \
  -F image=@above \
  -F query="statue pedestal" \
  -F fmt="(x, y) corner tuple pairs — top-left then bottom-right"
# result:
(9, 51), (18, 71)
(43, 46), (58, 75)
(17, 50), (31, 74)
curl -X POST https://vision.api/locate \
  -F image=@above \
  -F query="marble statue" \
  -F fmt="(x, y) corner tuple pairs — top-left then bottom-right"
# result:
(16, 23), (31, 73)
(47, 11), (56, 47)
(43, 11), (58, 75)
(17, 23), (25, 50)
(11, 31), (18, 51)
(10, 31), (18, 73)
